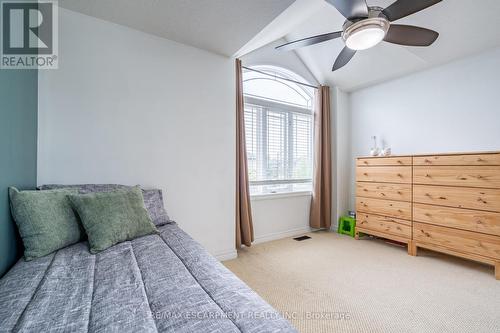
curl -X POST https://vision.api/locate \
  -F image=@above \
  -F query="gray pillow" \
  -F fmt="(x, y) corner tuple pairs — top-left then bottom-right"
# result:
(9, 187), (83, 260)
(142, 189), (171, 226)
(38, 184), (130, 193)
(38, 184), (172, 226)
(68, 187), (158, 254)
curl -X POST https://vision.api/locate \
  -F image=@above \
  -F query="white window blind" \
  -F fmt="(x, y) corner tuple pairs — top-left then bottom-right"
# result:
(243, 66), (314, 195)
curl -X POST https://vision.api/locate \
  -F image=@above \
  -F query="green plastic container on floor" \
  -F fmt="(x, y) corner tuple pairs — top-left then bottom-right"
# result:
(338, 216), (356, 237)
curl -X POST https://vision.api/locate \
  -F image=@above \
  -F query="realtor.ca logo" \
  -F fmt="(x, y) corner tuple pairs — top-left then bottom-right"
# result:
(1, 0), (58, 69)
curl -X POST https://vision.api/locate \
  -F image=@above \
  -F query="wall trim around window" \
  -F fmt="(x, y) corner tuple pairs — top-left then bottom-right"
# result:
(250, 190), (312, 201)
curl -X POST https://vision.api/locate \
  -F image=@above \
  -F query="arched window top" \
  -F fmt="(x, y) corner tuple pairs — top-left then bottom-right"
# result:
(243, 65), (314, 109)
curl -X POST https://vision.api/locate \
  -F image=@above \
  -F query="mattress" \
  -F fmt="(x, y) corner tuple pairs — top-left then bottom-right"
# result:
(0, 223), (296, 333)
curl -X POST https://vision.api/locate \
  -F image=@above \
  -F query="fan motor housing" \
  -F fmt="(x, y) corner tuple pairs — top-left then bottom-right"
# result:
(342, 7), (390, 45)
(342, 6), (387, 31)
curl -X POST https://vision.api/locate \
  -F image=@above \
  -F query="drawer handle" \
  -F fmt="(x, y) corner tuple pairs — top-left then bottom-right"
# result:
(397, 191), (402, 195)
(381, 193), (386, 196)
(397, 173), (403, 178)
(476, 175), (483, 179)
(363, 161), (369, 164)
(477, 158), (484, 162)
(424, 159), (431, 164)
(425, 193), (431, 197)
(364, 173), (368, 176)
(363, 189), (368, 192)
(397, 160), (403, 164)
(425, 174), (431, 178)
(425, 213), (431, 217)
(476, 220), (483, 225)
(477, 198), (487, 204)
(439, 196), (446, 200)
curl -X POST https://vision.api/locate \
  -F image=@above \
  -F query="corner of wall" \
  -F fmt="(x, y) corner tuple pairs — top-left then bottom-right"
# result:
(330, 87), (353, 230)
(215, 249), (238, 262)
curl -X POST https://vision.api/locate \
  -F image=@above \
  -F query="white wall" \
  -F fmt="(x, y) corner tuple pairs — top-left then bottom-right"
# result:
(331, 88), (351, 227)
(251, 194), (311, 244)
(241, 41), (318, 241)
(347, 47), (500, 208)
(38, 9), (237, 260)
(241, 39), (319, 85)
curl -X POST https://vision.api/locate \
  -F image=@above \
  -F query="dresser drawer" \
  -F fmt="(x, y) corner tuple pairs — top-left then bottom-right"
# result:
(357, 166), (412, 184)
(413, 166), (500, 188)
(356, 182), (411, 202)
(356, 197), (411, 220)
(414, 222), (500, 260)
(357, 213), (411, 239)
(414, 185), (500, 212)
(413, 204), (500, 237)
(414, 153), (500, 166)
(357, 156), (412, 167)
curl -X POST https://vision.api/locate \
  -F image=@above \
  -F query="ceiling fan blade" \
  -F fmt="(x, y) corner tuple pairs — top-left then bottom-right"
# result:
(382, 0), (442, 22)
(384, 25), (439, 46)
(326, 0), (368, 19)
(332, 47), (356, 72)
(276, 31), (343, 52)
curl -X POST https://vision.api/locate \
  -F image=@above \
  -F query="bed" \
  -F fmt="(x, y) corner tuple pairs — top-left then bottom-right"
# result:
(0, 185), (296, 333)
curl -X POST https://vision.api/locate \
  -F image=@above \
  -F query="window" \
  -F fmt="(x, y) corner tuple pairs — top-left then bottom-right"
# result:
(243, 66), (314, 195)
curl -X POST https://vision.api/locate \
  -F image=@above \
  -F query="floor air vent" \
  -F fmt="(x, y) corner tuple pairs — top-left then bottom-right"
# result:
(293, 235), (311, 241)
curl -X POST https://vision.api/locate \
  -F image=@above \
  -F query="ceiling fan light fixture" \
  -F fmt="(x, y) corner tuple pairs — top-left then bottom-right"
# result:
(343, 17), (389, 51)
(276, 1), (442, 72)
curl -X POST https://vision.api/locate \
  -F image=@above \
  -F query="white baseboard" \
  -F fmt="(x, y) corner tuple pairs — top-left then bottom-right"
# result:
(253, 226), (312, 245)
(213, 227), (311, 262)
(214, 249), (238, 261)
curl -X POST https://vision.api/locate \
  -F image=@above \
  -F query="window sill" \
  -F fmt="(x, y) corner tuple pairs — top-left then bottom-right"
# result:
(250, 191), (312, 201)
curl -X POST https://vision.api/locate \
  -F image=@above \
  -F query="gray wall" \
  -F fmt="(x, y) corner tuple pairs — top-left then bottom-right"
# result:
(0, 70), (38, 277)
(348, 47), (500, 209)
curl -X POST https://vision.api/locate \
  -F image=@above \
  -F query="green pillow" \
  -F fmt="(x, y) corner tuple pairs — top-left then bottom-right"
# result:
(69, 187), (158, 253)
(9, 187), (83, 261)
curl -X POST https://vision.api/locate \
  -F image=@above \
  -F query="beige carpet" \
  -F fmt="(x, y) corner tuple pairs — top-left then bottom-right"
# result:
(223, 231), (500, 333)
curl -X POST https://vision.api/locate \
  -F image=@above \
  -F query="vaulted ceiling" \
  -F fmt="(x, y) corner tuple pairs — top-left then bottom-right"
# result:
(60, 0), (500, 91)
(284, 0), (500, 91)
(59, 0), (295, 57)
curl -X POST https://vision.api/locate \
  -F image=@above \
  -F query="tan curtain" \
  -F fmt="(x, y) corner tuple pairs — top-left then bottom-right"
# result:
(235, 59), (254, 248)
(310, 86), (332, 229)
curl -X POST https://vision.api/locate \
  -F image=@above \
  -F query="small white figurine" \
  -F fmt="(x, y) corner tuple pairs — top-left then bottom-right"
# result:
(380, 139), (391, 156)
(370, 136), (380, 156)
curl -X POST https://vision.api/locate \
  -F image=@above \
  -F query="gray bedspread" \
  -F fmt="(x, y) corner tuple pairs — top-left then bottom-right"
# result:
(0, 223), (296, 333)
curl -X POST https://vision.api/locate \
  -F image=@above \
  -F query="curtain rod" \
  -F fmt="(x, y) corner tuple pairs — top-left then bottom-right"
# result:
(242, 66), (318, 90)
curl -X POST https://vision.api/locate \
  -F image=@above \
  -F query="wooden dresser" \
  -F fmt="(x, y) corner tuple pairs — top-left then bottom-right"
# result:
(355, 156), (415, 255)
(355, 152), (500, 279)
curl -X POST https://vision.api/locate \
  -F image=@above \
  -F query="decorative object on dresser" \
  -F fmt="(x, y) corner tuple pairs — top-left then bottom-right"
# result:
(370, 136), (381, 156)
(380, 139), (392, 157)
(356, 152), (500, 279)
(381, 147), (392, 157)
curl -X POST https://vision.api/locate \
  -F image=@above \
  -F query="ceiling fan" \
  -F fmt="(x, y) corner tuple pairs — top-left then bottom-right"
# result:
(276, 0), (442, 71)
